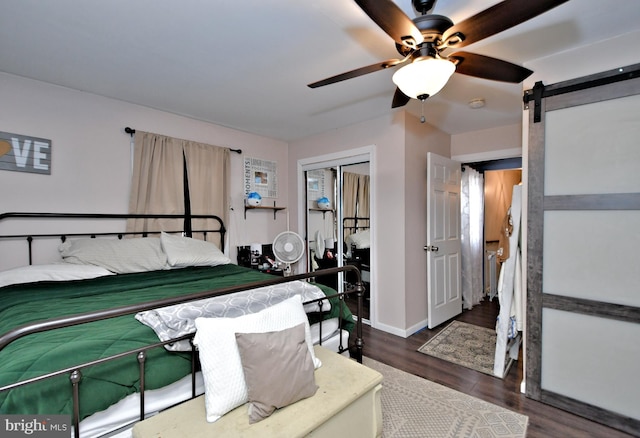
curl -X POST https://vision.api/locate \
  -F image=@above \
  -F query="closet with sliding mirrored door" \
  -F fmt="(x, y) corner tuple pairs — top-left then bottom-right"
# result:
(304, 160), (371, 323)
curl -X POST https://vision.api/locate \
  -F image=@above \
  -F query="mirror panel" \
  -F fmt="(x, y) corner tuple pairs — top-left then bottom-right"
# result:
(306, 168), (338, 289)
(305, 162), (371, 321)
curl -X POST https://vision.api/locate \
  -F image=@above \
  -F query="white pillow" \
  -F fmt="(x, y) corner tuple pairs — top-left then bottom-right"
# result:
(160, 232), (230, 267)
(346, 229), (371, 249)
(0, 264), (114, 288)
(193, 295), (321, 423)
(59, 237), (168, 273)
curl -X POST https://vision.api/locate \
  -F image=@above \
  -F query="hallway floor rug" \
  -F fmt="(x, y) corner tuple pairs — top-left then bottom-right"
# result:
(363, 357), (528, 438)
(417, 320), (497, 376)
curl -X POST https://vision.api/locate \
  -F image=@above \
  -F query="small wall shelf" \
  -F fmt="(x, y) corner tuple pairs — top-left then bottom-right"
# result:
(309, 208), (334, 219)
(244, 201), (286, 220)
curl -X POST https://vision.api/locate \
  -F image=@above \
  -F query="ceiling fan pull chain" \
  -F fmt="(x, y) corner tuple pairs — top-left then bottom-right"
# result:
(420, 98), (426, 123)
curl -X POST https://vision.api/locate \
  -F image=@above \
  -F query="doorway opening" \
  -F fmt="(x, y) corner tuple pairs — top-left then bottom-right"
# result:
(457, 157), (523, 381)
(462, 157), (522, 312)
(483, 166), (522, 299)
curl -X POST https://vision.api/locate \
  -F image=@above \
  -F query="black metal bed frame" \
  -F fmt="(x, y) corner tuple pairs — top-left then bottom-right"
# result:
(0, 212), (229, 265)
(0, 212), (365, 438)
(343, 216), (370, 234)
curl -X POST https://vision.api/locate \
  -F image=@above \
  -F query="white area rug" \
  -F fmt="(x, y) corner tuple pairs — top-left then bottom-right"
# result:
(363, 357), (528, 438)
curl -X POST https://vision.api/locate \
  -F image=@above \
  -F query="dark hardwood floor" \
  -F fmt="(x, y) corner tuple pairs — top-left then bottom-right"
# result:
(358, 299), (634, 438)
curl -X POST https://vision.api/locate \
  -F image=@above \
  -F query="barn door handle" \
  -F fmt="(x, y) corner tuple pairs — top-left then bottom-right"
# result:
(424, 245), (439, 252)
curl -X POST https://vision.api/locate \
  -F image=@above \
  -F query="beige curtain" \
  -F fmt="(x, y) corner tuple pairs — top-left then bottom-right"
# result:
(183, 141), (230, 247)
(342, 172), (370, 239)
(342, 172), (359, 240)
(357, 174), (370, 219)
(128, 131), (184, 234)
(127, 131), (230, 245)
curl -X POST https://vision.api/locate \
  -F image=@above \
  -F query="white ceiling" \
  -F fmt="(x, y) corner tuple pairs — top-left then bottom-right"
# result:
(2, 0), (639, 142)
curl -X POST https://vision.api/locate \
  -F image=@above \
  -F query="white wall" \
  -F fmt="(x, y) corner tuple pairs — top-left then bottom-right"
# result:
(404, 114), (451, 333)
(289, 111), (452, 336)
(451, 124), (522, 161)
(0, 72), (525, 335)
(290, 111), (405, 332)
(0, 73), (289, 269)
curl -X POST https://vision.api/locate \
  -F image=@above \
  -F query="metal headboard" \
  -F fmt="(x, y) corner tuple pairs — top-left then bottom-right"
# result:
(343, 216), (370, 233)
(0, 212), (227, 265)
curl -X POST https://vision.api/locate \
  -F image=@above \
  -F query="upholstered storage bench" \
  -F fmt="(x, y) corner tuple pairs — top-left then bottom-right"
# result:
(132, 346), (383, 437)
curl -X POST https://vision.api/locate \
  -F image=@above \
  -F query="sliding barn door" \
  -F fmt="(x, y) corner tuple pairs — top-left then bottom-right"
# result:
(526, 66), (640, 435)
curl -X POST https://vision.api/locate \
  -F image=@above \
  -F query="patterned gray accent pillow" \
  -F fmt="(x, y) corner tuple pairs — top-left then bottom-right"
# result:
(235, 323), (318, 423)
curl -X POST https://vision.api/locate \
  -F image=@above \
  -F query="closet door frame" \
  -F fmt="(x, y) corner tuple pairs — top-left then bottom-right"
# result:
(297, 146), (375, 322)
(525, 64), (640, 435)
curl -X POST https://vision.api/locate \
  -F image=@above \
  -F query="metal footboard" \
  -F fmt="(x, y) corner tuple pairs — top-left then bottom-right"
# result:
(0, 266), (365, 438)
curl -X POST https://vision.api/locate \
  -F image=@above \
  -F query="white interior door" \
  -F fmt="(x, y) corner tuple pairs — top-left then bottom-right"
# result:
(426, 153), (462, 329)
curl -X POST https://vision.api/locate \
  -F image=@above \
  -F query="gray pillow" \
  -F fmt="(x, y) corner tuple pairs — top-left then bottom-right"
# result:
(59, 237), (168, 273)
(160, 232), (230, 267)
(235, 323), (318, 423)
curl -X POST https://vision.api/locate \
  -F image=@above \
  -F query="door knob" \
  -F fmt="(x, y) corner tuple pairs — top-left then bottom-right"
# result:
(424, 245), (439, 252)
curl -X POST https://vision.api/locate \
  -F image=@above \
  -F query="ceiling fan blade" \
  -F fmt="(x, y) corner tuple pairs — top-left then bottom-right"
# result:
(355, 0), (423, 49)
(449, 51), (532, 83)
(442, 0), (569, 49)
(391, 88), (411, 108)
(308, 58), (406, 88)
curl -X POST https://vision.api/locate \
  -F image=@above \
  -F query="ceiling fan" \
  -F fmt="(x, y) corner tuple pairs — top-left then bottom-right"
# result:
(308, 0), (569, 108)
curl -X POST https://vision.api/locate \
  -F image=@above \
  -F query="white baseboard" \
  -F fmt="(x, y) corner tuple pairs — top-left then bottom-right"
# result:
(372, 318), (429, 339)
(405, 319), (429, 337)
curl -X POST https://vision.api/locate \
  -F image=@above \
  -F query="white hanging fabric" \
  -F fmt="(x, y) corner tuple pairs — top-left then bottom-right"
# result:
(493, 185), (523, 378)
(461, 166), (485, 309)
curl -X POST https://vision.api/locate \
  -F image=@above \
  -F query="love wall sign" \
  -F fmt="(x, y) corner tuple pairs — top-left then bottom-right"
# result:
(0, 131), (51, 175)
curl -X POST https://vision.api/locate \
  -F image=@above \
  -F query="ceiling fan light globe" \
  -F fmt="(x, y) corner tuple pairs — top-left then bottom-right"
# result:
(392, 58), (455, 100)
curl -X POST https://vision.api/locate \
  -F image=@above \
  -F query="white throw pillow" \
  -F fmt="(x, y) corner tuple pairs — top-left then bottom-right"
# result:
(193, 295), (321, 423)
(160, 232), (230, 267)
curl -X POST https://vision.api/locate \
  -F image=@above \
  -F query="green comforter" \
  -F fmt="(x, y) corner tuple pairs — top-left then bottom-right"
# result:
(0, 265), (352, 420)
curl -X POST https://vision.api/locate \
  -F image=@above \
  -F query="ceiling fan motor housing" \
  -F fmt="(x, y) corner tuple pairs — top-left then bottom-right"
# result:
(396, 15), (453, 56)
(412, 0), (437, 15)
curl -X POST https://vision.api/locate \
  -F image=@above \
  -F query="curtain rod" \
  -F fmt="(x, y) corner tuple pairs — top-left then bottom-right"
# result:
(124, 127), (242, 154)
